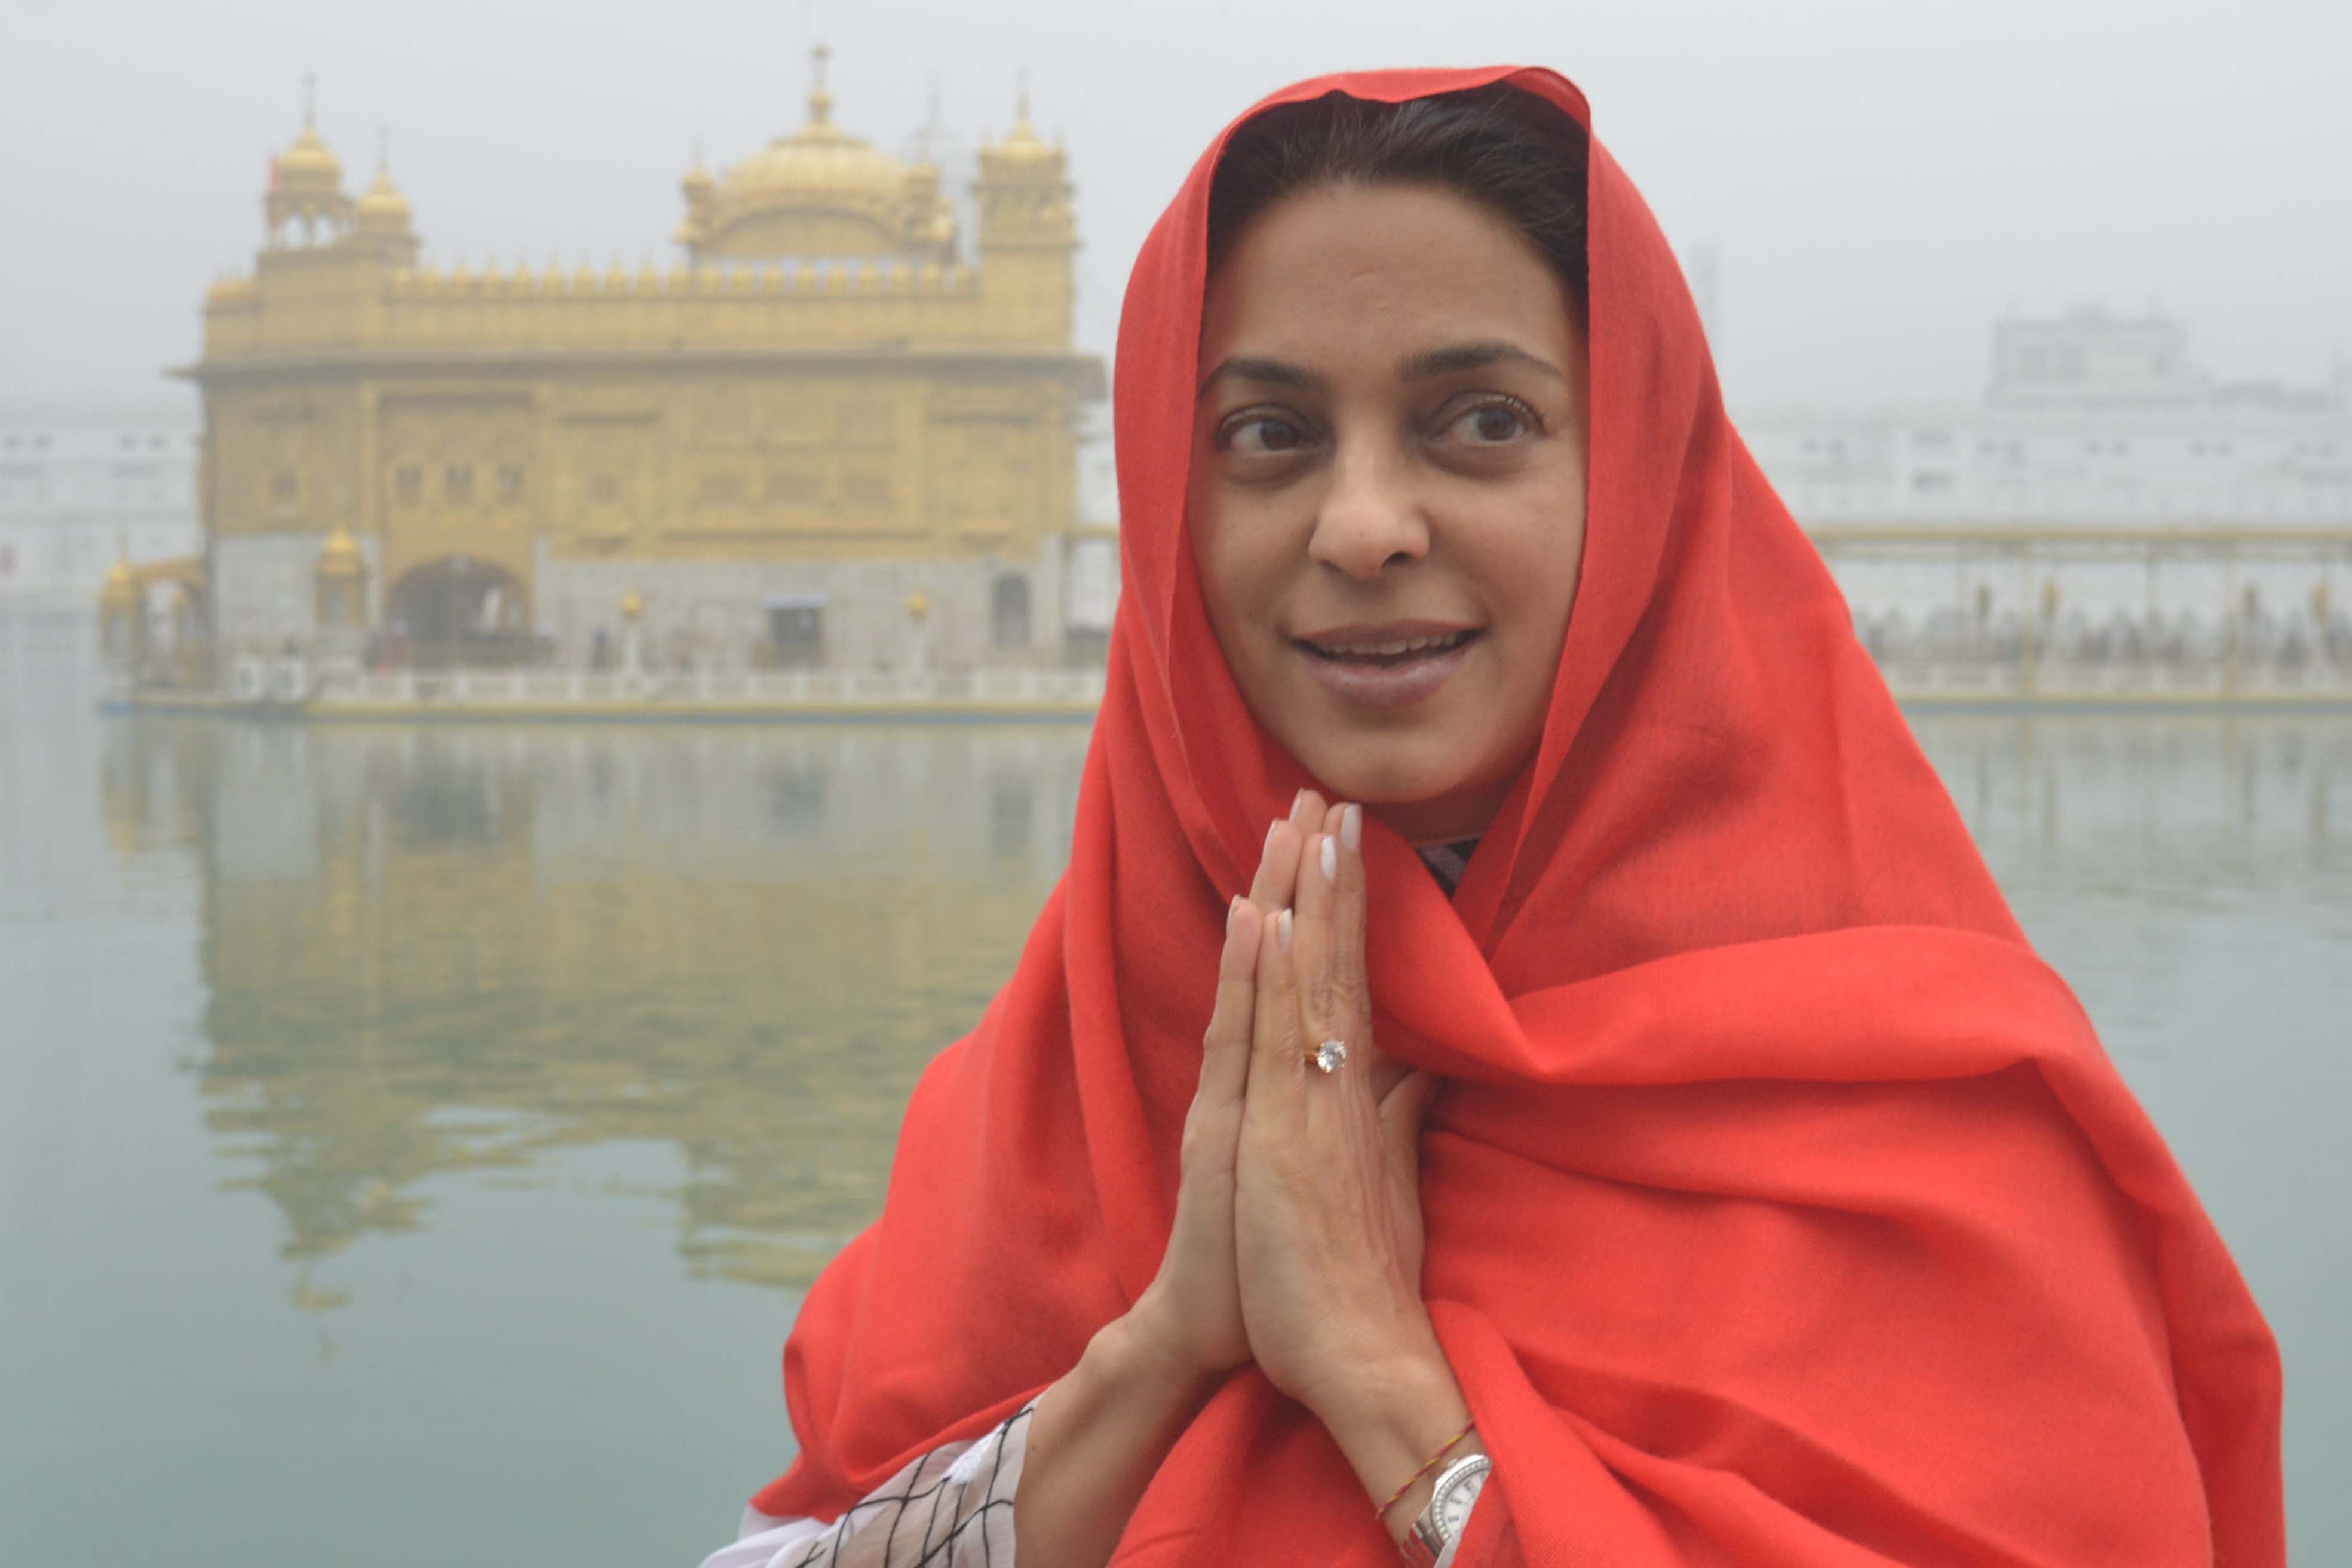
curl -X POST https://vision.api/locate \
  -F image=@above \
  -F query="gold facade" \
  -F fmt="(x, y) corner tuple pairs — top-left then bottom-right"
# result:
(183, 55), (1104, 655)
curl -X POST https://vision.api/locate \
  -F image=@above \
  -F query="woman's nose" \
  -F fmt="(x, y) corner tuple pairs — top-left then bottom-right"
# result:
(1307, 447), (1429, 580)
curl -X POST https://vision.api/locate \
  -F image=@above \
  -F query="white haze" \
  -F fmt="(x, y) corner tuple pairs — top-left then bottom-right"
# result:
(1, 0), (2345, 412)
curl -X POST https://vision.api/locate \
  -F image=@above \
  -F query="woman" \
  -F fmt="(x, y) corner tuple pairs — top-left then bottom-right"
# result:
(703, 66), (2283, 1568)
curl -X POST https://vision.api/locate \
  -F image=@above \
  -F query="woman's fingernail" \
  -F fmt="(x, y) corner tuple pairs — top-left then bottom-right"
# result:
(1277, 908), (1293, 952)
(1341, 803), (1361, 852)
(1319, 834), (1336, 882)
(1264, 819), (1280, 855)
(1292, 788), (1311, 816)
(1228, 894), (1244, 930)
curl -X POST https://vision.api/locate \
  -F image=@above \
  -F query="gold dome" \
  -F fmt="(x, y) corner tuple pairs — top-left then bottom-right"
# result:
(265, 77), (354, 244)
(279, 124), (342, 182)
(990, 126), (1056, 167)
(316, 526), (364, 579)
(99, 556), (139, 609)
(724, 126), (909, 203)
(354, 142), (412, 230)
(722, 41), (911, 210)
(679, 43), (947, 262)
(355, 174), (412, 238)
(987, 75), (1057, 168)
(275, 77), (345, 195)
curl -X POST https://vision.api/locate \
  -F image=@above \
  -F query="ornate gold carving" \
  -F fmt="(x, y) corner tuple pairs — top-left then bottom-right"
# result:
(929, 416), (1035, 542)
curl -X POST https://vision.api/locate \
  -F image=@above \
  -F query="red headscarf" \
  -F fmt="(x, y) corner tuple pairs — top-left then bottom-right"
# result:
(752, 66), (2283, 1566)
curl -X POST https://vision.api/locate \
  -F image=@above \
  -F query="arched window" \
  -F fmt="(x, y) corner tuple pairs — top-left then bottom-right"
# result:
(992, 574), (1031, 652)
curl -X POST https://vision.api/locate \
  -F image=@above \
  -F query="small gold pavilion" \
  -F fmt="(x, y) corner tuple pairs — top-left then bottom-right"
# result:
(177, 53), (1106, 676)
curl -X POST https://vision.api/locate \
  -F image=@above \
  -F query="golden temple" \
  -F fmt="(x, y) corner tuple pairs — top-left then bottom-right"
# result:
(170, 54), (1106, 685)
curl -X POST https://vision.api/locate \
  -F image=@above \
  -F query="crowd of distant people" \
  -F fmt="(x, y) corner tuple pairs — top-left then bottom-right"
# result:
(1852, 598), (2352, 680)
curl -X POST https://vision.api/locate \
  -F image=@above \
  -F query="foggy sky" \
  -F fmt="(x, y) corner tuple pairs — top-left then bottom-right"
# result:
(3, 0), (2346, 413)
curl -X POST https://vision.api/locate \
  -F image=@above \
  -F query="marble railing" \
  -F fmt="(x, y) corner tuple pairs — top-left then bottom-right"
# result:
(306, 663), (1106, 713)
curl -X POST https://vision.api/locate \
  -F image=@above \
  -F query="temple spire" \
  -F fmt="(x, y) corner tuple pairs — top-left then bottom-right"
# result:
(808, 41), (833, 126)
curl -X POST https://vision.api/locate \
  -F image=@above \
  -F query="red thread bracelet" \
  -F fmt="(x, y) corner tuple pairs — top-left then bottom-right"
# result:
(1374, 1420), (1477, 1521)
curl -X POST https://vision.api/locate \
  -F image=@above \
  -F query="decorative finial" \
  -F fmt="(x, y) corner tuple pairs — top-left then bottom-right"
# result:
(907, 73), (948, 168)
(1015, 67), (1032, 131)
(376, 124), (391, 178)
(302, 70), (317, 130)
(809, 40), (833, 125)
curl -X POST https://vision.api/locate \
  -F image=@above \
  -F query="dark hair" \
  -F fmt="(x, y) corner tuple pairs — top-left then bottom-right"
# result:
(1204, 85), (1591, 311)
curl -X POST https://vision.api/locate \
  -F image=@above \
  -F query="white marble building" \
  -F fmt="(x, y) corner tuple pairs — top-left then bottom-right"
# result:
(0, 401), (204, 607)
(1742, 308), (2352, 529)
(1738, 308), (2352, 676)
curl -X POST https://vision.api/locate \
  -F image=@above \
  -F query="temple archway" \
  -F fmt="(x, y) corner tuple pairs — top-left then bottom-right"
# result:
(143, 571), (211, 687)
(100, 558), (210, 688)
(387, 557), (532, 668)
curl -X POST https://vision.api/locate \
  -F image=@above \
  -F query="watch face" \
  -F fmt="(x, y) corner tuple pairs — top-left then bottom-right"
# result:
(1432, 1457), (1491, 1537)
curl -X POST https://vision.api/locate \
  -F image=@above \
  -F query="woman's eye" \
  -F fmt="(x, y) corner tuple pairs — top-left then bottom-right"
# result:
(1445, 401), (1533, 444)
(1224, 416), (1310, 456)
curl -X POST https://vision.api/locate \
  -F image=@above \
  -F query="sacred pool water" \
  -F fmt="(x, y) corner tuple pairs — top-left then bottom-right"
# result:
(2, 676), (2344, 1564)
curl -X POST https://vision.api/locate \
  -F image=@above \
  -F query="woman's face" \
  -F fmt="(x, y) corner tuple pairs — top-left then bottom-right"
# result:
(1189, 182), (1590, 844)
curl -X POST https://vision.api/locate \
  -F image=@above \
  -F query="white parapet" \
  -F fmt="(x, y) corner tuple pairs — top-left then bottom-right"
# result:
(306, 663), (1107, 718)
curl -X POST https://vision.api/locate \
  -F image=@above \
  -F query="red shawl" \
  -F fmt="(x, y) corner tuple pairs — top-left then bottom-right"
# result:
(751, 66), (2283, 1567)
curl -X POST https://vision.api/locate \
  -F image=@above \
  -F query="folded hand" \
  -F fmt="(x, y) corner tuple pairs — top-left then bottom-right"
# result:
(1233, 796), (1442, 1422)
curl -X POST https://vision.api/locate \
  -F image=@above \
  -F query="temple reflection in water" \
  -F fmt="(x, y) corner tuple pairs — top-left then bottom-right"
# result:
(102, 719), (1087, 1297)
(94, 713), (2348, 1309)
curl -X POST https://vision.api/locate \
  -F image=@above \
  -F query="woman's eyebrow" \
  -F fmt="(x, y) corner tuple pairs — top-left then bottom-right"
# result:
(1398, 342), (1565, 382)
(1195, 343), (1561, 400)
(1196, 357), (1324, 400)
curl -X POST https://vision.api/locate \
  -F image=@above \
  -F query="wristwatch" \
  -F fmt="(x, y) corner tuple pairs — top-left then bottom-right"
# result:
(1397, 1451), (1492, 1568)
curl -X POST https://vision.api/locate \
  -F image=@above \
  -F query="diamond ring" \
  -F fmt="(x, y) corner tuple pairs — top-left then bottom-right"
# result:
(1310, 1038), (1348, 1073)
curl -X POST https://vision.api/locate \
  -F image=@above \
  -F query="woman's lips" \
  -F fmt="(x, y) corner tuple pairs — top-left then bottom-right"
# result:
(1293, 627), (1482, 710)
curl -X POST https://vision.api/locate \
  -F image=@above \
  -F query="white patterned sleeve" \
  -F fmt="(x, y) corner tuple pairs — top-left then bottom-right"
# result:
(698, 1401), (1035, 1568)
